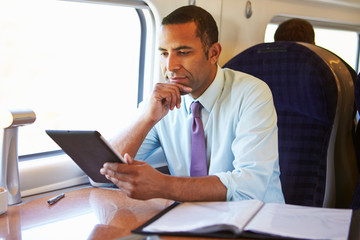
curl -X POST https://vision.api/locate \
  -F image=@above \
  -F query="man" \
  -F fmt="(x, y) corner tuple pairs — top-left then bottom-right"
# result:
(100, 5), (284, 203)
(274, 18), (315, 44)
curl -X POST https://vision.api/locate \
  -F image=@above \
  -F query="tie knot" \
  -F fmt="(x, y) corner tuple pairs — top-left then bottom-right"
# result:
(191, 101), (202, 118)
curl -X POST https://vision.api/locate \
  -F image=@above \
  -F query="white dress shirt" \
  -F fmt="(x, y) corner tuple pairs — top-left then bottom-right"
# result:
(135, 65), (285, 203)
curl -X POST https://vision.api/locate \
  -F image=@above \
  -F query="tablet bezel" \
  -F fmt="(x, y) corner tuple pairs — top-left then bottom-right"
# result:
(46, 130), (125, 183)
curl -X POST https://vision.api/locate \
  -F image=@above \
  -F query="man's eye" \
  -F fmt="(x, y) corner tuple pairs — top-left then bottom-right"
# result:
(178, 51), (190, 55)
(160, 52), (168, 57)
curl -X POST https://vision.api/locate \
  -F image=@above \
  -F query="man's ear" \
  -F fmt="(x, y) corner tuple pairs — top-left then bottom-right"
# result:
(209, 42), (222, 64)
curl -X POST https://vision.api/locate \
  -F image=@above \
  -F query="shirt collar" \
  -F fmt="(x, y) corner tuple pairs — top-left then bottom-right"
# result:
(185, 65), (224, 114)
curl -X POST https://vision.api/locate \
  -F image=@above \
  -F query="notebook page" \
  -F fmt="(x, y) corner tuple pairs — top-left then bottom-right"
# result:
(143, 199), (264, 234)
(244, 203), (352, 240)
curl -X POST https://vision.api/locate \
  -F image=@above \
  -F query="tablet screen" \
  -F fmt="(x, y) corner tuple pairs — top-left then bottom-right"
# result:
(46, 130), (124, 183)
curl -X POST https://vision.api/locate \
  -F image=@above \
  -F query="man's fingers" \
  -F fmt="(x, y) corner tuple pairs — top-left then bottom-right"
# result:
(100, 155), (143, 177)
(156, 84), (181, 110)
(153, 83), (192, 110)
(124, 153), (133, 164)
(100, 165), (132, 183)
(180, 85), (192, 94)
(102, 162), (120, 171)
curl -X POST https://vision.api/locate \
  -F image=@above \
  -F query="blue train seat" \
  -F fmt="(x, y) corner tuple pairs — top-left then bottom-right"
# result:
(354, 72), (360, 172)
(223, 42), (358, 208)
(351, 72), (360, 210)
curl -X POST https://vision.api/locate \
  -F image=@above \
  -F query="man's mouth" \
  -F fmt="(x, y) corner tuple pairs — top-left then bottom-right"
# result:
(169, 77), (185, 83)
(167, 74), (187, 82)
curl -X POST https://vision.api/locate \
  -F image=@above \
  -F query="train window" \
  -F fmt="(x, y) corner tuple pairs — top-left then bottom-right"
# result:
(265, 22), (360, 72)
(0, 0), (153, 157)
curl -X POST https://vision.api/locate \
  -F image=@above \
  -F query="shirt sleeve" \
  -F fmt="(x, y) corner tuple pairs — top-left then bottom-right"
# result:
(214, 80), (281, 202)
(134, 126), (162, 161)
(133, 101), (162, 161)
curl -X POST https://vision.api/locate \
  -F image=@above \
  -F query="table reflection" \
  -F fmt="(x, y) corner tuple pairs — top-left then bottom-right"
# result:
(0, 186), (172, 240)
(22, 212), (98, 239)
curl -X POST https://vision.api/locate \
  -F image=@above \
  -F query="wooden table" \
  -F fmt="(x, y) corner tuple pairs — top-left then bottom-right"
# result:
(0, 186), (171, 239)
(0, 186), (237, 240)
(2, 186), (358, 240)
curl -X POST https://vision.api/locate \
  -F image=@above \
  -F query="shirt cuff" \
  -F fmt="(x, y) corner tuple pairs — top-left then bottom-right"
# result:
(213, 172), (233, 201)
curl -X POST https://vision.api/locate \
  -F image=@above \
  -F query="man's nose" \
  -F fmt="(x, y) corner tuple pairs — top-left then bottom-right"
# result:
(166, 53), (181, 72)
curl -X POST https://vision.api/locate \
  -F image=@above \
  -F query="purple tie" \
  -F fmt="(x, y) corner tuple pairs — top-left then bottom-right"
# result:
(190, 101), (207, 176)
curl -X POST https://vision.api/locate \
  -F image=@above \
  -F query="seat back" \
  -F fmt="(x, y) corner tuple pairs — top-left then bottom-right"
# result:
(351, 178), (360, 209)
(354, 72), (360, 172)
(223, 42), (358, 207)
(351, 72), (360, 210)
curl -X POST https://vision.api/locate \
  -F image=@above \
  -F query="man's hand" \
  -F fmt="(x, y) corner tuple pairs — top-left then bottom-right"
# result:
(145, 82), (192, 124)
(100, 154), (227, 202)
(100, 154), (167, 200)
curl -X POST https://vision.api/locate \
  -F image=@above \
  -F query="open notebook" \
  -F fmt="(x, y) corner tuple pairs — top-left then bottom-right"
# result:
(133, 199), (359, 240)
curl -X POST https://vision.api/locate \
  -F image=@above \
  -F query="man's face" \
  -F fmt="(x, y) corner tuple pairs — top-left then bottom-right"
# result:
(158, 22), (216, 99)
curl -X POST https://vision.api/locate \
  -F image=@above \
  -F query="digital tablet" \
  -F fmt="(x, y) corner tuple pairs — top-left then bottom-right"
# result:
(46, 130), (125, 183)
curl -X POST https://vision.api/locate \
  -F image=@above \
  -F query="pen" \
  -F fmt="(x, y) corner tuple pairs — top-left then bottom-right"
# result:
(47, 193), (65, 205)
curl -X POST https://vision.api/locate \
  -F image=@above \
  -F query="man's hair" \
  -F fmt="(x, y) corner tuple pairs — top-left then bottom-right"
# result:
(162, 5), (219, 56)
(274, 18), (315, 44)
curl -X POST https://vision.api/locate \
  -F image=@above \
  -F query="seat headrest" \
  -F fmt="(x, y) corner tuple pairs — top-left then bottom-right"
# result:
(223, 42), (337, 125)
